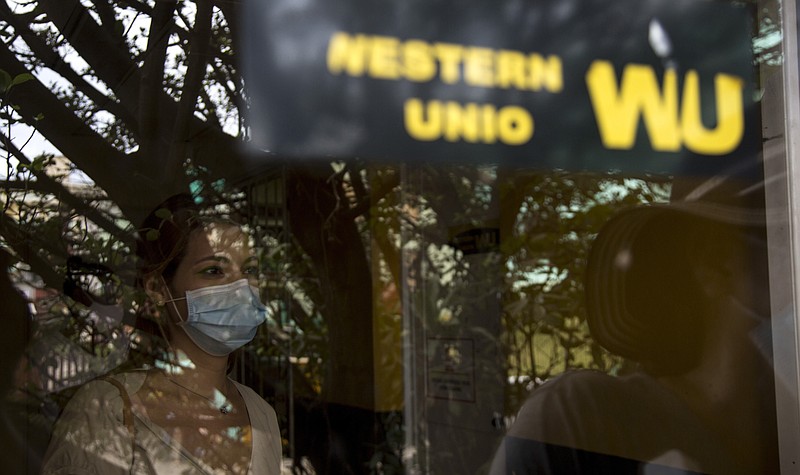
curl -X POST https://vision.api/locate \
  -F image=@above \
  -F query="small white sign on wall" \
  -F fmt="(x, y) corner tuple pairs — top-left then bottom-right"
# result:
(426, 338), (476, 402)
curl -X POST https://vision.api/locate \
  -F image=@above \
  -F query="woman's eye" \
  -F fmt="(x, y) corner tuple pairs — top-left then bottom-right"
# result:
(243, 266), (260, 276)
(200, 266), (224, 276)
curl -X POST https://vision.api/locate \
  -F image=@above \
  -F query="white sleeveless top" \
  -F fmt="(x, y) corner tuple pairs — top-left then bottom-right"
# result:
(41, 371), (282, 474)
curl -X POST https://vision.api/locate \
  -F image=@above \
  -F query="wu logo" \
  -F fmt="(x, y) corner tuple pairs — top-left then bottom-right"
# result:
(586, 60), (744, 155)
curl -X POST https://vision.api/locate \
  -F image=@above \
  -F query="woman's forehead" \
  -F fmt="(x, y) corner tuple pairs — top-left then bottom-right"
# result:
(189, 223), (252, 254)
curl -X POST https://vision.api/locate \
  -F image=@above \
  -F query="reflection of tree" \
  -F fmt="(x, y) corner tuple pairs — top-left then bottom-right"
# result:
(399, 166), (671, 419)
(0, 3), (397, 472)
(499, 173), (670, 411)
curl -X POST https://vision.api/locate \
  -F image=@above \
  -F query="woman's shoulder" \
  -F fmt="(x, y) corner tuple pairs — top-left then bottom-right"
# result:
(509, 370), (648, 440)
(61, 369), (148, 411)
(41, 372), (143, 475)
(74, 370), (147, 400)
(525, 369), (613, 400)
(230, 381), (280, 437)
(100, 369), (148, 391)
(231, 380), (277, 416)
(230, 380), (283, 471)
(526, 369), (652, 404)
(231, 380), (267, 403)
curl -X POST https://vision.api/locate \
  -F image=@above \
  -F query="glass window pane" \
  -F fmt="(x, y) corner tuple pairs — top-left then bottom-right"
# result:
(0, 1), (795, 474)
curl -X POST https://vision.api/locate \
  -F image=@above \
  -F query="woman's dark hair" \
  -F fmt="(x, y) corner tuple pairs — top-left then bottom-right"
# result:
(132, 193), (204, 344)
(135, 193), (206, 284)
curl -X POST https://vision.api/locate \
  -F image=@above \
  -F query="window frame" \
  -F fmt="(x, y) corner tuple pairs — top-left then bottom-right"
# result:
(768, 0), (800, 471)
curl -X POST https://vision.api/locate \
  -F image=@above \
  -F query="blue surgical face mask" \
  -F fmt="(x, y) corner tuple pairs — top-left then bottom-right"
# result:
(164, 278), (267, 356)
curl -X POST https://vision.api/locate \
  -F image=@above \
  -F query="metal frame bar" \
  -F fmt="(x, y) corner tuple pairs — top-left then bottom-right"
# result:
(768, 0), (800, 471)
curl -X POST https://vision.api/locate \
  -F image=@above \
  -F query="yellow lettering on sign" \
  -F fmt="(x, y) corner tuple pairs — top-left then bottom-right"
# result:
(445, 101), (481, 142)
(529, 54), (563, 93)
(327, 32), (370, 76)
(496, 50), (527, 90)
(587, 61), (680, 151)
(586, 60), (744, 154)
(328, 33), (745, 155)
(433, 43), (464, 84)
(497, 105), (534, 145)
(404, 98), (441, 141)
(481, 104), (498, 144)
(404, 98), (533, 145)
(326, 31), (563, 92)
(402, 40), (436, 82)
(681, 71), (744, 155)
(369, 35), (401, 80)
(464, 47), (495, 87)
(495, 51), (562, 92)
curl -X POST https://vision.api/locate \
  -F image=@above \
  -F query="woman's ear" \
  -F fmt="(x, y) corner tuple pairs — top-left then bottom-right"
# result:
(143, 273), (166, 306)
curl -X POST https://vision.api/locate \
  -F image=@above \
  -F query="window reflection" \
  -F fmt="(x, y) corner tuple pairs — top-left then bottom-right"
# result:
(490, 175), (777, 474)
(0, 0), (789, 473)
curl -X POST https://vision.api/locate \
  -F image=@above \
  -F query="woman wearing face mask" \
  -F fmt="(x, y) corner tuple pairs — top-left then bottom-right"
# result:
(42, 194), (282, 474)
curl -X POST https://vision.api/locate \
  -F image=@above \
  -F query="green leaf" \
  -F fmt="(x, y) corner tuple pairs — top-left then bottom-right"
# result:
(0, 70), (10, 93)
(30, 155), (48, 172)
(154, 208), (172, 220)
(10, 73), (34, 87)
(145, 229), (160, 241)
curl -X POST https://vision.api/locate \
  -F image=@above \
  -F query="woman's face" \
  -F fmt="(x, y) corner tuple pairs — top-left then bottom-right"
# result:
(165, 222), (259, 308)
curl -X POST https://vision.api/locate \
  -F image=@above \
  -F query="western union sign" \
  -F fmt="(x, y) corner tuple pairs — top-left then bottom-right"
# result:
(242, 0), (756, 176)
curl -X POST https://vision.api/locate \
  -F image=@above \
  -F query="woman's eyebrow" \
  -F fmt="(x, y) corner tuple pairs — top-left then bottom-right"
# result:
(193, 255), (257, 266)
(193, 255), (231, 265)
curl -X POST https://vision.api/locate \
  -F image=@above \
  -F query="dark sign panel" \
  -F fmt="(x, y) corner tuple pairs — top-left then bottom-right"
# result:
(241, 0), (756, 177)
(449, 227), (500, 255)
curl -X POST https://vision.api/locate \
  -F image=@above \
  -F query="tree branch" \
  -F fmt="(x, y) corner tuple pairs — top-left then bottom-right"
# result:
(3, 1), (262, 219)
(0, 212), (64, 290)
(0, 44), (147, 214)
(0, 2), (139, 130)
(167, 0), (213, 178)
(137, 0), (176, 165)
(0, 131), (133, 247)
(37, 0), (143, 122)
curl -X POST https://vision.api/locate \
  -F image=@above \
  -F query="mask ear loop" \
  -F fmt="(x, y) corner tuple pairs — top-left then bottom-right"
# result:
(155, 277), (192, 373)
(159, 276), (187, 323)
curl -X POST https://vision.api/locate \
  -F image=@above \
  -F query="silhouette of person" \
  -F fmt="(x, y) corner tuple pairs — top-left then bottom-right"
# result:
(0, 247), (43, 474)
(490, 178), (779, 474)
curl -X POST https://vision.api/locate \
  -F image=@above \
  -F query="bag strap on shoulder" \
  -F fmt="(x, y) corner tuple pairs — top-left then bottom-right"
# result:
(100, 375), (136, 455)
